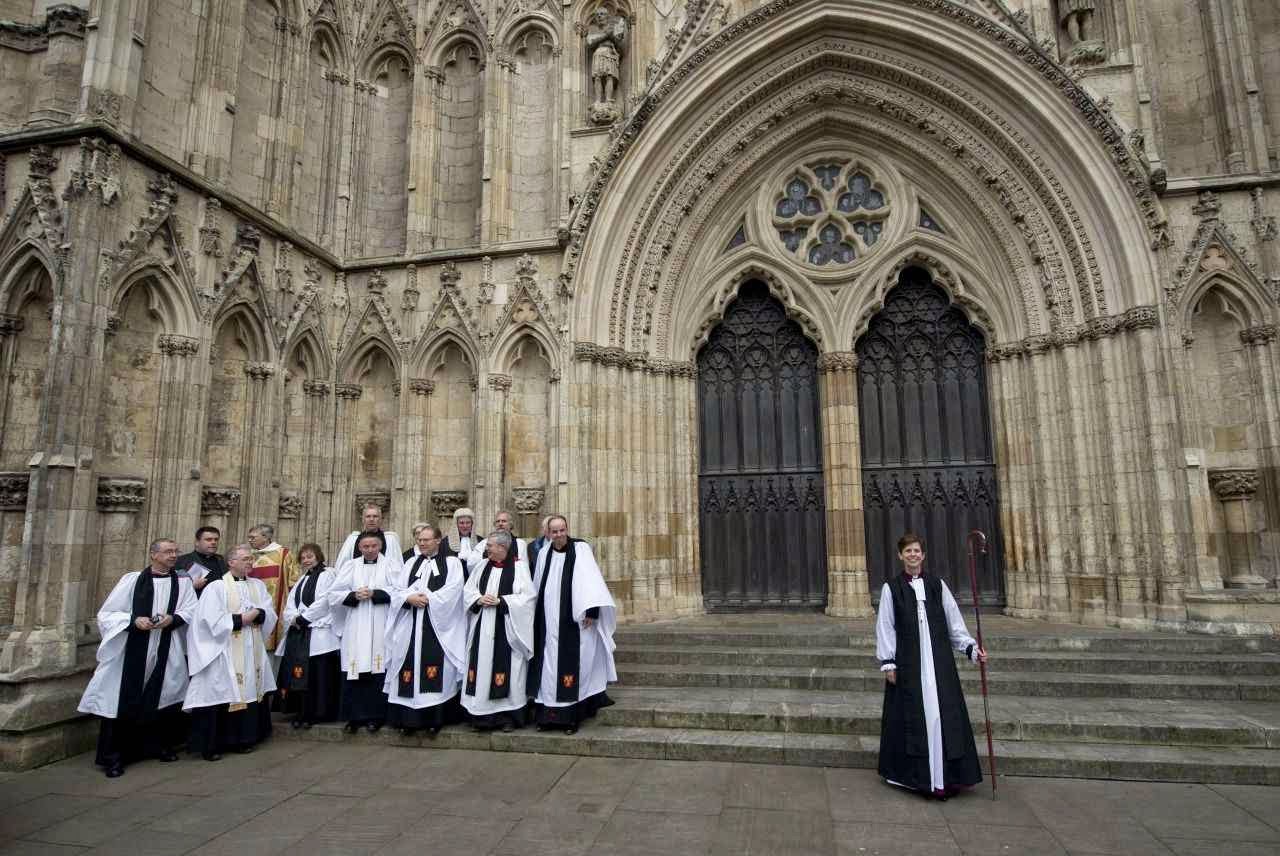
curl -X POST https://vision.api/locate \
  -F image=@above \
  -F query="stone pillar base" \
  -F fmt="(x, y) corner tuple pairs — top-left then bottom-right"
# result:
(0, 669), (96, 770)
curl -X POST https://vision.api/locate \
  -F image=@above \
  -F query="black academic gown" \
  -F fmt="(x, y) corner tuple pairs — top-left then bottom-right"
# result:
(276, 565), (341, 725)
(877, 573), (982, 792)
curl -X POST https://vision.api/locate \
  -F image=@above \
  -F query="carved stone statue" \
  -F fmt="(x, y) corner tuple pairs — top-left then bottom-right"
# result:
(1058, 0), (1106, 65)
(588, 6), (628, 125)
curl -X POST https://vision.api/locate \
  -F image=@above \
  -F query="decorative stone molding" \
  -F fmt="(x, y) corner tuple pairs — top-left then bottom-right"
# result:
(431, 490), (468, 518)
(334, 383), (363, 400)
(1208, 469), (1259, 501)
(87, 88), (122, 126)
(0, 20), (47, 52)
(367, 269), (388, 295)
(488, 373), (512, 391)
(278, 492), (303, 519)
(817, 351), (858, 373)
(157, 334), (199, 357)
(65, 137), (122, 205)
(27, 145), (57, 179)
(104, 313), (121, 337)
(409, 378), (436, 396)
(96, 174), (178, 290)
(402, 264), (419, 311)
(570, 341), (695, 376)
(1120, 305), (1159, 330)
(199, 197), (224, 257)
(985, 305), (1161, 362)
(1251, 188), (1277, 242)
(200, 485), (241, 515)
(355, 491), (390, 515)
(1240, 325), (1277, 347)
(244, 362), (275, 380)
(0, 314), (24, 336)
(511, 487), (545, 515)
(96, 477), (146, 513)
(302, 379), (331, 397)
(0, 472), (29, 511)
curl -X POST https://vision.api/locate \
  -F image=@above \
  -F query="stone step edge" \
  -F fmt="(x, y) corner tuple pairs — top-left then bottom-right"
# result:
(597, 698), (1280, 748)
(614, 630), (1280, 649)
(274, 722), (1280, 785)
(615, 663), (1279, 688)
(615, 645), (1280, 664)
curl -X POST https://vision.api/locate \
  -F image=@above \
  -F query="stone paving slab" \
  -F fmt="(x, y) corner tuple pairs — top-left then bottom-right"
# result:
(1, 747), (1277, 855)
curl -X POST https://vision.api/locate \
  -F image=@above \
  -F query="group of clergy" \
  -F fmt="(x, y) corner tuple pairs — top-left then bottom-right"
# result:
(76, 505), (617, 778)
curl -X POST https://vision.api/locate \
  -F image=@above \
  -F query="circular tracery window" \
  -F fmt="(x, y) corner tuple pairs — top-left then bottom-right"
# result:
(772, 162), (890, 267)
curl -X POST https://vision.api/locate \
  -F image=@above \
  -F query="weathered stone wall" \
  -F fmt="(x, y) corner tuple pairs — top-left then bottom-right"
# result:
(1, 0), (1280, 769)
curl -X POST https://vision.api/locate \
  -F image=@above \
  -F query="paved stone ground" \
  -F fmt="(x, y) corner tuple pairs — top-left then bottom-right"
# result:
(1, 741), (1277, 855)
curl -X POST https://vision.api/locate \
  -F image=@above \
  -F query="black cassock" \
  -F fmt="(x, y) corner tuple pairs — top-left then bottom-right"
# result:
(877, 573), (982, 792)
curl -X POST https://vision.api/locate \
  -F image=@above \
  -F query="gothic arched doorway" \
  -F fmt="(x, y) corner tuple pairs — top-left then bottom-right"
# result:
(696, 281), (828, 610)
(856, 267), (1005, 606)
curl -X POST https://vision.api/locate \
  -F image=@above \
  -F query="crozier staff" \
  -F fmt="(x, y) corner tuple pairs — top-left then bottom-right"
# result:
(876, 532), (987, 799)
(78, 539), (197, 778)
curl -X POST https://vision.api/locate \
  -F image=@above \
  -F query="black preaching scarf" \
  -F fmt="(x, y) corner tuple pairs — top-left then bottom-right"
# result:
(117, 569), (181, 720)
(353, 530), (388, 558)
(530, 540), (585, 703)
(397, 554), (450, 697)
(465, 559), (516, 700)
(279, 565), (324, 692)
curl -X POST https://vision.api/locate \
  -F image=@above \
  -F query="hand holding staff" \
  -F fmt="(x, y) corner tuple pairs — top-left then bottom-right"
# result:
(967, 529), (997, 801)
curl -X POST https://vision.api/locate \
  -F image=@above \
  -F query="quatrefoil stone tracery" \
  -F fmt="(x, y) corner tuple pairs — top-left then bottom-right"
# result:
(772, 162), (891, 267)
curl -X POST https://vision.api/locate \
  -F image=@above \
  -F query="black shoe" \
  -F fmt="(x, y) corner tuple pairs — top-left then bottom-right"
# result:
(202, 752), (222, 762)
(343, 722), (359, 734)
(158, 750), (179, 762)
(235, 745), (254, 754)
(291, 719), (304, 729)
(501, 722), (514, 733)
(366, 721), (383, 733)
(564, 725), (578, 735)
(105, 763), (125, 778)
(301, 721), (313, 730)
(400, 727), (416, 738)
(426, 727), (440, 739)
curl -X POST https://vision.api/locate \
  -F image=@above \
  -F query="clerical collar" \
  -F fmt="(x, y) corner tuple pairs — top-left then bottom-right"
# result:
(149, 568), (173, 577)
(904, 570), (924, 583)
(363, 558), (377, 564)
(425, 551), (439, 560)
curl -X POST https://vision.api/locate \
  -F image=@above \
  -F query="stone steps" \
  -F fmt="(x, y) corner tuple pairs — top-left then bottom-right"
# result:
(614, 645), (1280, 676)
(613, 629), (1280, 655)
(598, 687), (1280, 748)
(274, 720), (1280, 786)
(615, 662), (1280, 700)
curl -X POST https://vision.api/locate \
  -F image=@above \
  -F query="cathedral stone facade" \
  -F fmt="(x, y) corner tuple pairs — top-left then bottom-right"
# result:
(1, 0), (1278, 767)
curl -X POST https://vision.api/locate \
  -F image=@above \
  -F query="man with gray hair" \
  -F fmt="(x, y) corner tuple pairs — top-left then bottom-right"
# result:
(247, 523), (299, 651)
(78, 538), (197, 777)
(461, 529), (536, 731)
(336, 503), (404, 565)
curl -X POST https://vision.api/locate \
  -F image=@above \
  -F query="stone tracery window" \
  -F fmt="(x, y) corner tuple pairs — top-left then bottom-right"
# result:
(772, 162), (890, 266)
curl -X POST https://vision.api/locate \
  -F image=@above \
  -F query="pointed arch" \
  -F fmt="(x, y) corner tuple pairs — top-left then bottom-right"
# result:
(0, 247), (55, 316)
(413, 327), (480, 378)
(340, 335), (402, 384)
(491, 321), (562, 379)
(354, 43), (413, 257)
(431, 37), (486, 249)
(1178, 270), (1276, 334)
(110, 265), (199, 338)
(296, 21), (347, 243)
(283, 324), (332, 379)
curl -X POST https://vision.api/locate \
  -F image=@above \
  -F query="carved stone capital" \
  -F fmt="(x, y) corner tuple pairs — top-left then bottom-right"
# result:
(573, 341), (602, 362)
(27, 145), (58, 179)
(1209, 469), (1259, 501)
(201, 485), (241, 515)
(409, 378), (436, 396)
(511, 486), (545, 515)
(355, 490), (390, 515)
(431, 490), (468, 518)
(278, 492), (303, 519)
(302, 379), (331, 397)
(1240, 324), (1277, 347)
(335, 383), (363, 400)
(96, 477), (146, 513)
(104, 313), (121, 337)
(157, 334), (200, 357)
(0, 472), (30, 511)
(46, 4), (89, 38)
(1120, 305), (1159, 331)
(0, 313), (24, 336)
(244, 361), (275, 380)
(817, 351), (858, 373)
(488, 373), (512, 391)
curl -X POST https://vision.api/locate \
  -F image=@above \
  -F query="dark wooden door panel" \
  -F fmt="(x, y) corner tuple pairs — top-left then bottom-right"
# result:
(856, 269), (1005, 606)
(697, 282), (827, 610)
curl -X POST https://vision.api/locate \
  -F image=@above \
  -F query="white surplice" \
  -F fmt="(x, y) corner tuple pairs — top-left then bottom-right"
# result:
(445, 533), (482, 568)
(78, 572), (198, 718)
(466, 536), (528, 571)
(875, 577), (978, 792)
(328, 553), (399, 679)
(460, 559), (536, 716)
(531, 542), (618, 707)
(383, 554), (468, 708)
(184, 576), (278, 710)
(274, 567), (339, 657)
(336, 530), (404, 566)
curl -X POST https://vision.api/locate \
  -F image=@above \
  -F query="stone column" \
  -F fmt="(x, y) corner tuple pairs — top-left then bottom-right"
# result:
(0, 472), (30, 629)
(1208, 468), (1268, 589)
(332, 383), (363, 538)
(76, 0), (147, 131)
(184, 0), (244, 176)
(27, 5), (88, 128)
(407, 66), (444, 251)
(151, 335), (204, 544)
(404, 379), (435, 526)
(301, 380), (332, 542)
(817, 352), (871, 618)
(241, 362), (277, 530)
(477, 374), (511, 527)
(95, 477), (147, 594)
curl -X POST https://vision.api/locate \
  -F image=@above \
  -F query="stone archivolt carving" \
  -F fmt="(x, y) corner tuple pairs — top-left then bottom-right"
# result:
(355, 491), (390, 515)
(985, 304), (1160, 361)
(201, 485), (241, 515)
(511, 487), (545, 514)
(278, 492), (304, 519)
(430, 490), (468, 518)
(1208, 469), (1259, 501)
(565, 0), (1165, 327)
(0, 472), (30, 511)
(572, 341), (695, 376)
(157, 334), (200, 357)
(96, 477), (146, 513)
